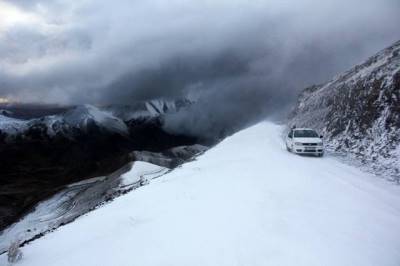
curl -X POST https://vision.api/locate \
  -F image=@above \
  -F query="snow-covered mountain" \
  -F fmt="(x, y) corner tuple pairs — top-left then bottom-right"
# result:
(2, 122), (400, 266)
(63, 105), (128, 135)
(0, 100), (200, 231)
(0, 104), (128, 142)
(0, 99), (192, 142)
(289, 40), (400, 181)
(104, 98), (192, 121)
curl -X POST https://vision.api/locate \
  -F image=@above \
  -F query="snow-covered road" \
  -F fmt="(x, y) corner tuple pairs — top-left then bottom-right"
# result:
(2, 122), (400, 266)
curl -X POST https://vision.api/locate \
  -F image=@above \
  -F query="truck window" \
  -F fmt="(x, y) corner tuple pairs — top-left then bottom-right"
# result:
(294, 130), (319, 138)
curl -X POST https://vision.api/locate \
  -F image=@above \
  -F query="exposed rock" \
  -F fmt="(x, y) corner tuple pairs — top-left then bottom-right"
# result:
(289, 40), (400, 181)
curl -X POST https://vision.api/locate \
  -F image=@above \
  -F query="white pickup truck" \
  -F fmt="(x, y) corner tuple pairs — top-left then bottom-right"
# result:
(286, 128), (324, 157)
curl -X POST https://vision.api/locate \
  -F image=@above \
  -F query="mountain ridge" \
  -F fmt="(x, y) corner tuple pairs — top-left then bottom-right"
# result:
(0, 98), (200, 231)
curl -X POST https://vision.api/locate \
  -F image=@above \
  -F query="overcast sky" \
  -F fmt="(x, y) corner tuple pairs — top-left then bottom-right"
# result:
(0, 0), (399, 135)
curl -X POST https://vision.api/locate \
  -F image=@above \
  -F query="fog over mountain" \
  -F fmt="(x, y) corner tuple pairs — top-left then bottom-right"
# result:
(1, 0), (399, 135)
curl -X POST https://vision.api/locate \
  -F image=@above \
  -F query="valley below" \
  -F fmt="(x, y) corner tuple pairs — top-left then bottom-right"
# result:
(0, 101), (207, 233)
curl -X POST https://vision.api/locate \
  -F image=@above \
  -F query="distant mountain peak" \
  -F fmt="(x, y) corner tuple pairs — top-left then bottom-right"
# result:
(63, 104), (128, 135)
(104, 98), (193, 121)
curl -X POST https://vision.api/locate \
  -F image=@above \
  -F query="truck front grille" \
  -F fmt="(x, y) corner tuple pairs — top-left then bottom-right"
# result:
(303, 143), (318, 146)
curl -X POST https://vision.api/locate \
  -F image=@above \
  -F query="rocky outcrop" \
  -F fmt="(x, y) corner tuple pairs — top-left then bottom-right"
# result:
(289, 40), (400, 181)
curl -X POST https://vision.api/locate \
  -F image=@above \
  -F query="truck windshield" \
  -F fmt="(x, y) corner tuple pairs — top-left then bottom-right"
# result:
(294, 130), (319, 138)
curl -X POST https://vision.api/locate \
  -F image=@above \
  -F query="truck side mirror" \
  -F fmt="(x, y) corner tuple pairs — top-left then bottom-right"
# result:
(319, 135), (323, 139)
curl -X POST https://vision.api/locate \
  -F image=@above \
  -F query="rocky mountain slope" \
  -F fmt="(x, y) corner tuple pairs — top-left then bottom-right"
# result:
(0, 105), (129, 142)
(0, 99), (191, 141)
(0, 99), (201, 231)
(104, 98), (192, 121)
(289, 40), (400, 181)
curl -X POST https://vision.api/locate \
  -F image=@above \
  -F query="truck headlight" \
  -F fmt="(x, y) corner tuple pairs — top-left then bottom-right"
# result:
(294, 142), (302, 146)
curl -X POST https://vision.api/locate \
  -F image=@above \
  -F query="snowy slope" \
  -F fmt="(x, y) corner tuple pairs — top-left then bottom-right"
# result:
(290, 40), (400, 181)
(0, 162), (168, 254)
(2, 122), (400, 266)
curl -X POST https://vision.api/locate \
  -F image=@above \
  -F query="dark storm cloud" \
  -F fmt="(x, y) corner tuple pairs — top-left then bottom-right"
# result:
(102, 50), (250, 103)
(1, 0), (400, 137)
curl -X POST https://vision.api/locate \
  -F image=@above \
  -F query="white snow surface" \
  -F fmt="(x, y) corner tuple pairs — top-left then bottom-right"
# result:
(120, 161), (169, 186)
(0, 162), (168, 255)
(2, 122), (400, 266)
